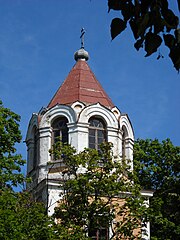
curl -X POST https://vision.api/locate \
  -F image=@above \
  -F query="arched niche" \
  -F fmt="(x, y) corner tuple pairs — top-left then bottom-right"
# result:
(26, 113), (39, 141)
(26, 114), (39, 173)
(120, 114), (134, 168)
(119, 114), (134, 140)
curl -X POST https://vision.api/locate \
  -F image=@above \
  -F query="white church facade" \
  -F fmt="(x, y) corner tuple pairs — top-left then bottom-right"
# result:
(26, 42), (152, 239)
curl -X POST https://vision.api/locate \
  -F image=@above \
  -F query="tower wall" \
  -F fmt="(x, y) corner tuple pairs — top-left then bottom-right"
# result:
(26, 102), (134, 213)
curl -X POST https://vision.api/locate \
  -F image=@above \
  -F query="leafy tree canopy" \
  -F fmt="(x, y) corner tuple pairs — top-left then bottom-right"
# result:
(51, 141), (149, 240)
(108, 0), (180, 71)
(0, 189), (56, 240)
(0, 100), (57, 239)
(0, 100), (26, 189)
(134, 138), (180, 240)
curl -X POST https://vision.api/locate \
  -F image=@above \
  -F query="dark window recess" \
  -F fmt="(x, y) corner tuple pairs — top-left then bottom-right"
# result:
(122, 131), (126, 158)
(33, 127), (38, 168)
(52, 117), (68, 144)
(89, 117), (107, 151)
(122, 126), (128, 159)
(89, 218), (109, 240)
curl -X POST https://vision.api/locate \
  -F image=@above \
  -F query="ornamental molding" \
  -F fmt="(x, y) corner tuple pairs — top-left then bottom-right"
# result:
(39, 104), (77, 128)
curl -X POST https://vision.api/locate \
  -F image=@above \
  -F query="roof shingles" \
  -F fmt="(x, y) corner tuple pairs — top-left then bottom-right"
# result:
(48, 60), (114, 108)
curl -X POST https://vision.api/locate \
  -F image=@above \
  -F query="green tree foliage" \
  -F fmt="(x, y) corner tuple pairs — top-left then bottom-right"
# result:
(0, 100), (26, 189)
(108, 0), (180, 71)
(134, 138), (180, 240)
(0, 100), (57, 240)
(0, 190), (56, 240)
(51, 141), (148, 239)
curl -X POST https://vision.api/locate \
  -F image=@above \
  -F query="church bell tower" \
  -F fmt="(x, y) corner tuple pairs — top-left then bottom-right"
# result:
(26, 34), (134, 215)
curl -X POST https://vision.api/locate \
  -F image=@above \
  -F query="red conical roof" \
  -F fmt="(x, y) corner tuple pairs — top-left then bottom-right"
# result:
(48, 59), (114, 109)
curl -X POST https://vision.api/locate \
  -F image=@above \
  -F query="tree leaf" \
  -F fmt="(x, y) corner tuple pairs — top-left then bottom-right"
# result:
(134, 38), (144, 51)
(130, 19), (139, 39)
(137, 12), (150, 37)
(154, 17), (165, 34)
(160, 0), (169, 12)
(140, 0), (153, 15)
(169, 45), (180, 72)
(163, 34), (175, 49)
(145, 32), (162, 57)
(121, 2), (135, 22)
(150, 7), (165, 34)
(108, 0), (124, 12)
(162, 8), (179, 29)
(110, 18), (127, 40)
(175, 28), (180, 44)
(178, 0), (180, 12)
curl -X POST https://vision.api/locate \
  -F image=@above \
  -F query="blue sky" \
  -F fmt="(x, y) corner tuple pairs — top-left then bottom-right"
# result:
(0, 0), (179, 169)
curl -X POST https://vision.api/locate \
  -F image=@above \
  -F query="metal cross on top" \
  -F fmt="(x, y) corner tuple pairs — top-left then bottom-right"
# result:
(80, 28), (85, 49)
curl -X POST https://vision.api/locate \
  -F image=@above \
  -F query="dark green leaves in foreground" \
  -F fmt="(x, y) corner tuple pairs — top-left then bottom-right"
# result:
(111, 18), (127, 40)
(108, 0), (180, 71)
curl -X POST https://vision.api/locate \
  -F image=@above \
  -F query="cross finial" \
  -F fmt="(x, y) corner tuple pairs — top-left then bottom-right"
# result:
(80, 28), (85, 49)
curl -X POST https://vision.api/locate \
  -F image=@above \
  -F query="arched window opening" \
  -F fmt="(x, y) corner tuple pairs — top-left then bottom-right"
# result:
(52, 117), (68, 144)
(122, 126), (128, 159)
(33, 127), (38, 169)
(89, 117), (107, 151)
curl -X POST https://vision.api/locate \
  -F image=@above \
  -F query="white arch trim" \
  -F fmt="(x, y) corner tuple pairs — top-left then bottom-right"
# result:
(78, 103), (118, 128)
(26, 113), (39, 141)
(120, 114), (134, 140)
(39, 105), (77, 128)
